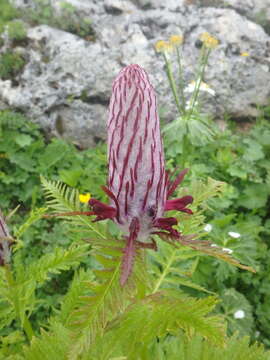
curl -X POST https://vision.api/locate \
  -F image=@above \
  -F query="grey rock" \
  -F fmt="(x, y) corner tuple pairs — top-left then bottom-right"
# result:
(104, 0), (136, 14)
(184, 7), (270, 118)
(49, 101), (107, 148)
(131, 0), (187, 11)
(9, 0), (35, 8)
(198, 0), (270, 33)
(1, 2), (270, 147)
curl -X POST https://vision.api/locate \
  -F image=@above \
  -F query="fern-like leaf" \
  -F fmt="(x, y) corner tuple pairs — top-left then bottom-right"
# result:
(58, 268), (95, 325)
(87, 292), (226, 359)
(23, 322), (72, 360)
(40, 177), (106, 240)
(1, 244), (89, 327)
(23, 243), (90, 284)
(66, 239), (143, 360)
(13, 207), (47, 249)
(150, 238), (213, 294)
(150, 333), (270, 360)
(175, 178), (255, 273)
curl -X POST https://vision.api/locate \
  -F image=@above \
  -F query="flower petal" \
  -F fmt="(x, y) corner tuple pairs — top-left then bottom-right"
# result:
(153, 217), (180, 238)
(167, 168), (189, 198)
(89, 199), (117, 222)
(165, 196), (193, 214)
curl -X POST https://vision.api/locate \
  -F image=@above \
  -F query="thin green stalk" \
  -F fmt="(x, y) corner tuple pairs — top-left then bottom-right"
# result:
(152, 251), (175, 293)
(188, 46), (211, 119)
(4, 264), (34, 341)
(23, 316), (34, 341)
(163, 53), (183, 116)
(176, 47), (186, 114)
(181, 133), (189, 168)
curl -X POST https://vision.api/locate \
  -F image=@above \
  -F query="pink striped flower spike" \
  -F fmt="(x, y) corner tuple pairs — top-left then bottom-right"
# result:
(88, 64), (193, 285)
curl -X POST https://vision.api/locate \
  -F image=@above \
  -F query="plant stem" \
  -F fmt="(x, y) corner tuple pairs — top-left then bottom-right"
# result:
(4, 264), (34, 341)
(163, 53), (183, 116)
(152, 251), (175, 293)
(23, 316), (34, 341)
(181, 133), (189, 168)
(176, 47), (186, 115)
(188, 46), (211, 120)
(4, 263), (14, 287)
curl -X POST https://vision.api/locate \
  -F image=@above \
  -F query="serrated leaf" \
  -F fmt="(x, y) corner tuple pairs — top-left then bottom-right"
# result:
(24, 244), (89, 284)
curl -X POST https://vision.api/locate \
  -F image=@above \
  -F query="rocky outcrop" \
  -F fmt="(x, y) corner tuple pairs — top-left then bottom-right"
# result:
(1, 0), (270, 147)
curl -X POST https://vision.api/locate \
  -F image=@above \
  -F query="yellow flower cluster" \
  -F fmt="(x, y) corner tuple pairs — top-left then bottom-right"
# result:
(79, 193), (91, 203)
(169, 34), (184, 46)
(199, 32), (219, 49)
(240, 52), (250, 57)
(155, 40), (173, 53)
(154, 34), (184, 53)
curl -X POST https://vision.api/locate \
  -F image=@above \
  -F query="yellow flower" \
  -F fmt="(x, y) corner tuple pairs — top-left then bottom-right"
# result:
(199, 32), (219, 49)
(79, 193), (91, 203)
(154, 40), (173, 53)
(240, 52), (250, 57)
(169, 34), (184, 46)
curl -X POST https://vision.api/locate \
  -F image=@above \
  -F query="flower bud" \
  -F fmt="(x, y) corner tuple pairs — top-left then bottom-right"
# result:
(107, 64), (166, 240)
(88, 64), (193, 285)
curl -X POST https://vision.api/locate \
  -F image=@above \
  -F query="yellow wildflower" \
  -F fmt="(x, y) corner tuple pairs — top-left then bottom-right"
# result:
(240, 52), (250, 57)
(199, 32), (219, 49)
(154, 40), (173, 53)
(169, 34), (184, 46)
(79, 193), (91, 203)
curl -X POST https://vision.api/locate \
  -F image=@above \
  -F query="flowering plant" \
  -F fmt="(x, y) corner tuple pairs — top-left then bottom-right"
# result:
(41, 64), (253, 289)
(155, 33), (219, 161)
(0, 65), (259, 357)
(87, 64), (193, 284)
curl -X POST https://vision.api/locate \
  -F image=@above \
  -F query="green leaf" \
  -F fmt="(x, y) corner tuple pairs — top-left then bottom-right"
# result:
(14, 207), (47, 244)
(243, 139), (264, 162)
(149, 333), (270, 360)
(217, 288), (254, 337)
(41, 176), (106, 240)
(38, 139), (69, 170)
(24, 243), (89, 284)
(23, 322), (71, 360)
(227, 164), (248, 180)
(58, 269), (95, 325)
(59, 168), (83, 187)
(9, 152), (36, 172)
(238, 184), (269, 209)
(14, 134), (33, 147)
(88, 293), (226, 359)
(149, 239), (213, 294)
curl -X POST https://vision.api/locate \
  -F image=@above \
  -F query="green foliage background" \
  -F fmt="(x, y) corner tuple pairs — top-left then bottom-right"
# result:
(163, 107), (270, 346)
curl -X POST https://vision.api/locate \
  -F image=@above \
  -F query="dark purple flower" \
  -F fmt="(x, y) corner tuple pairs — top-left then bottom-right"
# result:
(88, 64), (193, 285)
